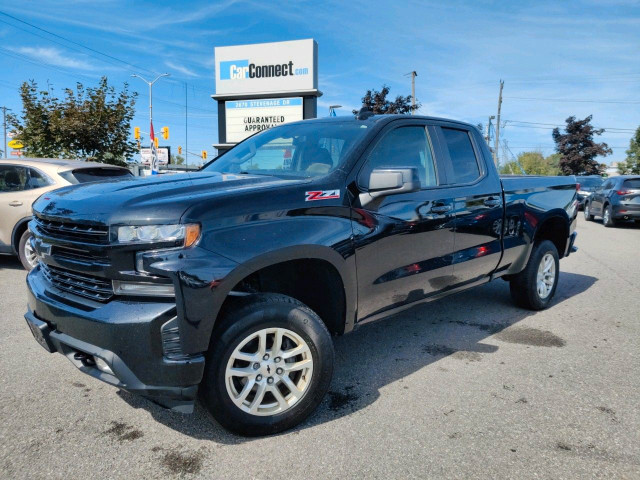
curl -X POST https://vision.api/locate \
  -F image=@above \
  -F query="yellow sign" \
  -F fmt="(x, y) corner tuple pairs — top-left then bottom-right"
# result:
(8, 140), (24, 149)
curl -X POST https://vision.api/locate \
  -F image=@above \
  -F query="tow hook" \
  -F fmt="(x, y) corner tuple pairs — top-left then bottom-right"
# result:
(73, 351), (96, 367)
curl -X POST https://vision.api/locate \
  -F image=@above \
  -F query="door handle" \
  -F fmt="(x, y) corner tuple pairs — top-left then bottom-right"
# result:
(431, 204), (452, 214)
(9, 201), (23, 207)
(484, 197), (501, 207)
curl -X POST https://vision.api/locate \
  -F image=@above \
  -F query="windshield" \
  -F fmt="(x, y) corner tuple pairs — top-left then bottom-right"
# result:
(203, 122), (369, 178)
(622, 178), (640, 189)
(577, 177), (603, 189)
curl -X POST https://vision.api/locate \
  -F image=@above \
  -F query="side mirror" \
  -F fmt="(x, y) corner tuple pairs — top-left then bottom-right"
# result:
(367, 167), (421, 198)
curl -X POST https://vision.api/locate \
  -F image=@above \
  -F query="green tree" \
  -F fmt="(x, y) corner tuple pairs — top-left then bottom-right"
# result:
(353, 85), (419, 115)
(552, 115), (611, 175)
(9, 77), (137, 166)
(171, 154), (185, 165)
(617, 126), (640, 174)
(499, 151), (561, 175)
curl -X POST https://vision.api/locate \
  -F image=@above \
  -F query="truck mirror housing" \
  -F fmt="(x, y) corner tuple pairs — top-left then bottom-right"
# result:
(367, 168), (421, 198)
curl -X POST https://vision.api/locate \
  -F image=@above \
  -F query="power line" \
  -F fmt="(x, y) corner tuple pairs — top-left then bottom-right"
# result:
(504, 119), (635, 132)
(505, 96), (640, 105)
(0, 11), (215, 96)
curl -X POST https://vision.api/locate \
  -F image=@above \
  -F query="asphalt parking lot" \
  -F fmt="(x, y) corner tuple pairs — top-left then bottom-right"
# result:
(1, 218), (639, 479)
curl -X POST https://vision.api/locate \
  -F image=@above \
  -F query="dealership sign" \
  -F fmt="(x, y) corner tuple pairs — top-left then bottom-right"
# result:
(225, 98), (303, 143)
(215, 39), (317, 95)
(140, 147), (170, 165)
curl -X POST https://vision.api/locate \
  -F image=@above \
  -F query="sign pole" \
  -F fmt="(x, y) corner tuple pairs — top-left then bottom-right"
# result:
(131, 73), (170, 173)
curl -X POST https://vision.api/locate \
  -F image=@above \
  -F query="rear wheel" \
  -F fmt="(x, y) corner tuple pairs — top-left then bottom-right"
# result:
(509, 240), (559, 310)
(18, 230), (38, 271)
(603, 204), (616, 227)
(583, 203), (594, 221)
(200, 294), (334, 436)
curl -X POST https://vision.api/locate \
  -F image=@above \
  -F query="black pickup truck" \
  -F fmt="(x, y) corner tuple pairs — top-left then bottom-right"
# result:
(24, 114), (578, 435)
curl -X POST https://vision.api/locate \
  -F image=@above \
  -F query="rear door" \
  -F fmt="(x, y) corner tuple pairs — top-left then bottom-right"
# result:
(591, 179), (614, 214)
(0, 165), (46, 247)
(432, 125), (503, 285)
(352, 121), (456, 320)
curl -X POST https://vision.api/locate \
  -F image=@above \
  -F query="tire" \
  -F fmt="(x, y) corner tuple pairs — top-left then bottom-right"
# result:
(603, 204), (616, 228)
(583, 202), (594, 221)
(200, 293), (334, 436)
(18, 229), (38, 271)
(509, 240), (560, 310)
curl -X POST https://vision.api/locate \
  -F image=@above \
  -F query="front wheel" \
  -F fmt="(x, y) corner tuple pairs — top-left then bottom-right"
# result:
(18, 230), (38, 271)
(509, 240), (560, 310)
(200, 294), (334, 436)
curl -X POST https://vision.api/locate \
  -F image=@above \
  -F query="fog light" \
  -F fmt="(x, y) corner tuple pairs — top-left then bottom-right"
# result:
(112, 280), (175, 297)
(94, 357), (114, 375)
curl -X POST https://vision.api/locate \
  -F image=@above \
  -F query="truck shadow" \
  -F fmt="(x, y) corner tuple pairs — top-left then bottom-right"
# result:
(117, 271), (597, 443)
(0, 255), (24, 271)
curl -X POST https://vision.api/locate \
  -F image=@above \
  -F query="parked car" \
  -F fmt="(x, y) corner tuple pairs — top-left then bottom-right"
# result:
(575, 175), (603, 209)
(24, 114), (578, 436)
(584, 175), (640, 226)
(0, 158), (133, 270)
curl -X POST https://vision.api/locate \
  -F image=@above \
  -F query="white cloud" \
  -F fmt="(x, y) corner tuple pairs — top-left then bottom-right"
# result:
(11, 46), (95, 70)
(165, 61), (199, 78)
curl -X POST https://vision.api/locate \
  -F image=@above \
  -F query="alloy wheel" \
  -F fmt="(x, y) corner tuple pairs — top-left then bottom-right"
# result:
(225, 327), (314, 416)
(536, 253), (556, 299)
(23, 238), (38, 269)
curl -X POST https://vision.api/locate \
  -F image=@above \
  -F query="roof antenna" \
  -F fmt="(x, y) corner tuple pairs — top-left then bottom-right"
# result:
(356, 106), (374, 120)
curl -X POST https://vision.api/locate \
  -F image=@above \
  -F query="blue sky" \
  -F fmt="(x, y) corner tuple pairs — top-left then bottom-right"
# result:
(1, 0), (639, 166)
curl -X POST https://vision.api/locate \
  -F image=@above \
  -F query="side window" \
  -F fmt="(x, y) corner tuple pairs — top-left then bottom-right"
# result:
(440, 127), (481, 184)
(361, 126), (437, 188)
(28, 168), (51, 189)
(0, 165), (28, 192)
(602, 180), (613, 190)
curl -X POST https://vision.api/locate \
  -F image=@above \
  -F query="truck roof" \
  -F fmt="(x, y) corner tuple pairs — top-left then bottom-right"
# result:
(286, 114), (479, 131)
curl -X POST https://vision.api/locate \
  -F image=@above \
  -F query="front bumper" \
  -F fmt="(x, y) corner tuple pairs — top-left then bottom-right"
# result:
(25, 266), (205, 412)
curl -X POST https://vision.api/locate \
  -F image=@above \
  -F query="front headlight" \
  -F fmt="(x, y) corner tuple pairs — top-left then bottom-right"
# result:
(116, 223), (200, 247)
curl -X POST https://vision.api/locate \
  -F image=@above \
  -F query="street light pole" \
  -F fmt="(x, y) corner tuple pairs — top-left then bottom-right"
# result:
(131, 73), (170, 174)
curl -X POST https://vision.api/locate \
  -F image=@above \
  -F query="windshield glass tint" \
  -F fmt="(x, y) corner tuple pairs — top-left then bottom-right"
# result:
(577, 177), (603, 188)
(203, 122), (369, 178)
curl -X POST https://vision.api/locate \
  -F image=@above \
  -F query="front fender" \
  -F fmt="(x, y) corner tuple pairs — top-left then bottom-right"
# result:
(145, 244), (357, 355)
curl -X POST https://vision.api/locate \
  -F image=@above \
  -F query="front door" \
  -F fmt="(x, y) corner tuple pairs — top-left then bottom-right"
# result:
(352, 122), (456, 321)
(0, 165), (32, 247)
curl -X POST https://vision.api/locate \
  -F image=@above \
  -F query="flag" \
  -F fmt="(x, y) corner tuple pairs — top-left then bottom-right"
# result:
(150, 121), (158, 175)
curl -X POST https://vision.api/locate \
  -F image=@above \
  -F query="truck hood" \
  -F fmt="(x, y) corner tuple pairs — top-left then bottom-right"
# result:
(32, 171), (307, 225)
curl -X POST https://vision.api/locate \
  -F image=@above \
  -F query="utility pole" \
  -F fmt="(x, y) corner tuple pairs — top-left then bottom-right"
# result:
(494, 80), (504, 168)
(1, 106), (9, 159)
(405, 71), (418, 114)
(131, 73), (170, 174)
(185, 82), (188, 168)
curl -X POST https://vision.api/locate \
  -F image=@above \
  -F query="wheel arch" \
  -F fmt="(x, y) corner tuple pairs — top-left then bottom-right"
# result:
(11, 216), (32, 254)
(532, 213), (569, 259)
(207, 245), (357, 344)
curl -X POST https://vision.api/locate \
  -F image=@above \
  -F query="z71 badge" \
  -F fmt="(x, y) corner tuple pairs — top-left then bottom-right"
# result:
(305, 190), (340, 201)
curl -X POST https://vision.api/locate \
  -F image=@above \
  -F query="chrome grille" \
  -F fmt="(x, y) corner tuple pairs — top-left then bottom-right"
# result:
(35, 217), (109, 244)
(41, 263), (113, 302)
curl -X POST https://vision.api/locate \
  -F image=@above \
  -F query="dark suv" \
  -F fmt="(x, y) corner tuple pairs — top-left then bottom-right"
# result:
(584, 175), (640, 226)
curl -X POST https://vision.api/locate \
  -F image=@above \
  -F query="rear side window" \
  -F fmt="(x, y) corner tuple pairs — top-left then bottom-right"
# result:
(622, 178), (640, 189)
(60, 168), (133, 184)
(0, 165), (28, 192)
(361, 126), (437, 188)
(28, 168), (52, 189)
(440, 127), (480, 184)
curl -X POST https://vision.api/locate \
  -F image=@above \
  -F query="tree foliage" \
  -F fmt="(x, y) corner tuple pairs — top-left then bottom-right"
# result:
(353, 85), (420, 115)
(9, 77), (137, 166)
(171, 154), (185, 165)
(499, 151), (561, 175)
(552, 115), (611, 175)
(617, 126), (640, 175)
